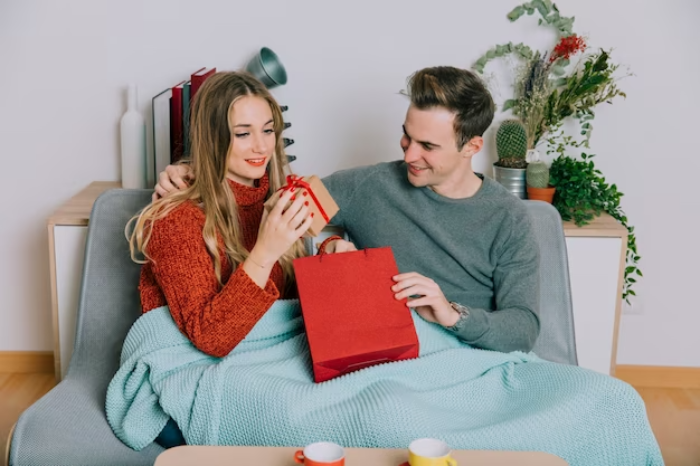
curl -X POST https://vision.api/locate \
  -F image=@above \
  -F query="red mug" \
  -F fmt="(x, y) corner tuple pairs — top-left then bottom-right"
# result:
(294, 442), (345, 466)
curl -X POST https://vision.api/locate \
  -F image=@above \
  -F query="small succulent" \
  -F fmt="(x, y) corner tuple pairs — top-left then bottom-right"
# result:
(527, 160), (550, 188)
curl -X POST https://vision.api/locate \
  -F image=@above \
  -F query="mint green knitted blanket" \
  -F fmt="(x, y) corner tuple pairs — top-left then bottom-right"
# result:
(106, 300), (663, 465)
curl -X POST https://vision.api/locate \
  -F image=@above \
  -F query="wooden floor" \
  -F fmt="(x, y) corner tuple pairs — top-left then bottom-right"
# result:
(1, 373), (699, 466)
(1, 373), (56, 466)
(635, 387), (700, 466)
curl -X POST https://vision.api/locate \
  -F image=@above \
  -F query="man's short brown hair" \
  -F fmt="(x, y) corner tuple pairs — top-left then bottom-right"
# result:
(406, 66), (495, 149)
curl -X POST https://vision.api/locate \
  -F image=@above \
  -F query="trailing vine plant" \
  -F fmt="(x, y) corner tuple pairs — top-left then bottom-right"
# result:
(546, 136), (642, 303)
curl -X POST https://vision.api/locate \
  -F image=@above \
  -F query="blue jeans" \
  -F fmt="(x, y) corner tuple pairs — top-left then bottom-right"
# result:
(155, 418), (186, 448)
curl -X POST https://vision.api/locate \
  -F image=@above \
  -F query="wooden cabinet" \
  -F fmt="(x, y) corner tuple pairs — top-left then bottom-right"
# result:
(47, 182), (627, 380)
(48, 182), (120, 380)
(562, 215), (627, 376)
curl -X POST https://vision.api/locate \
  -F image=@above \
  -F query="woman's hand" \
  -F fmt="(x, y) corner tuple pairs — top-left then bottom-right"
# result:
(249, 189), (313, 268)
(153, 164), (193, 201)
(392, 272), (460, 327)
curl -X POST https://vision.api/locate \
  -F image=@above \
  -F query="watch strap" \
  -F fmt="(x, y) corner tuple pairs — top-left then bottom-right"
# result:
(446, 302), (470, 332)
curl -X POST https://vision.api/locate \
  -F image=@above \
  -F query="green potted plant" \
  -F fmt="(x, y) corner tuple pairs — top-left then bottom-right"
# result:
(472, 0), (640, 301)
(493, 119), (528, 199)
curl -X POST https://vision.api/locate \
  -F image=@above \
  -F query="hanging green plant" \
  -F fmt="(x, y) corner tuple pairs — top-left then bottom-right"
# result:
(472, 0), (575, 75)
(548, 152), (641, 303)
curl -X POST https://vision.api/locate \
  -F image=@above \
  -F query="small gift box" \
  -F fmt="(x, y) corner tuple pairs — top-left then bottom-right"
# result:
(264, 175), (340, 237)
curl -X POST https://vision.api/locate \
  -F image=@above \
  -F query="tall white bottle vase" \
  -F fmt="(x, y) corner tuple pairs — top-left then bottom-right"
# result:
(120, 84), (147, 189)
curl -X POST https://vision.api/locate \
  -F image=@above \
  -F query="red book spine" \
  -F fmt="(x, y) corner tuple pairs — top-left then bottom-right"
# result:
(170, 81), (185, 163)
(191, 67), (216, 101)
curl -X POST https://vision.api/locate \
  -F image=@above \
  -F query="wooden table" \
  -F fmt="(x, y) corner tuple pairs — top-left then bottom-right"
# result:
(154, 445), (569, 465)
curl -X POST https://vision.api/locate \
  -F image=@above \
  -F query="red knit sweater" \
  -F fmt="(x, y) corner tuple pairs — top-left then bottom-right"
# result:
(138, 173), (286, 357)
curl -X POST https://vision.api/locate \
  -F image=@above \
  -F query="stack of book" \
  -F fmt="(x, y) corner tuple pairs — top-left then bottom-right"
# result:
(152, 67), (216, 176)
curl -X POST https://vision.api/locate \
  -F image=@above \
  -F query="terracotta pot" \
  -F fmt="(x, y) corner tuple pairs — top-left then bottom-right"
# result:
(527, 185), (556, 203)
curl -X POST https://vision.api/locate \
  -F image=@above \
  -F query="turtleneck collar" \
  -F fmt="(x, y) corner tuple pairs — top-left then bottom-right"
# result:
(225, 172), (270, 208)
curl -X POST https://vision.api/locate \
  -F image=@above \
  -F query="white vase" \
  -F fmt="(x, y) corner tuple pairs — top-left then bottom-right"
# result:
(120, 84), (147, 189)
(526, 149), (540, 163)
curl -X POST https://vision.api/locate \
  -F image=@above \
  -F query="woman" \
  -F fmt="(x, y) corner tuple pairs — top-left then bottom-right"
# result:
(127, 71), (321, 448)
(129, 70), (315, 359)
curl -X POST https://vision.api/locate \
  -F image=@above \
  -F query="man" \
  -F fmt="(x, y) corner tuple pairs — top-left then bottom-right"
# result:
(155, 65), (540, 354)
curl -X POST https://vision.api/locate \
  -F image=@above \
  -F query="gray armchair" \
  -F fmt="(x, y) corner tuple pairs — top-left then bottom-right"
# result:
(9, 189), (576, 466)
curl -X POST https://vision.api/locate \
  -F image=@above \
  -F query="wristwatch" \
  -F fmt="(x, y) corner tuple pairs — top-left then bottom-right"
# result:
(445, 301), (470, 332)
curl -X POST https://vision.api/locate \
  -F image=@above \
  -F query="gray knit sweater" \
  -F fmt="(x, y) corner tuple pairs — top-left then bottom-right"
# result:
(322, 160), (540, 353)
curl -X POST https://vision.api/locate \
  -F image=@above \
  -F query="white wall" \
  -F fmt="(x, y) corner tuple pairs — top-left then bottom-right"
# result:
(1, 0), (698, 366)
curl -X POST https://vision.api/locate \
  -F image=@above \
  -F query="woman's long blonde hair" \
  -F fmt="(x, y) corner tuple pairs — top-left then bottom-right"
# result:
(127, 71), (307, 291)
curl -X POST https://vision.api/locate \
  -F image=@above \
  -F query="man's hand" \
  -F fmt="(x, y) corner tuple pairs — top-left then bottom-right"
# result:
(320, 239), (358, 254)
(392, 272), (460, 327)
(153, 163), (193, 201)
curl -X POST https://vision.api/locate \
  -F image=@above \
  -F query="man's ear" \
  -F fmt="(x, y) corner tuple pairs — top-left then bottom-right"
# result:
(462, 136), (483, 158)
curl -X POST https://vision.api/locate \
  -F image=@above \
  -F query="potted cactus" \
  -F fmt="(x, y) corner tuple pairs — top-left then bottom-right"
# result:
(526, 151), (556, 203)
(493, 119), (528, 199)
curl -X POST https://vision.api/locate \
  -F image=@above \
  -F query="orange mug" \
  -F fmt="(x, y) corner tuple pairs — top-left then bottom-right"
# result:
(294, 442), (345, 466)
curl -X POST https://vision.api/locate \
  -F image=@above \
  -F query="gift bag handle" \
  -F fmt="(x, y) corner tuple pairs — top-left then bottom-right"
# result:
(318, 244), (370, 261)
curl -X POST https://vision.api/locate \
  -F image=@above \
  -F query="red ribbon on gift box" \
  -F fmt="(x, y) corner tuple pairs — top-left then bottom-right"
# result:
(279, 175), (330, 222)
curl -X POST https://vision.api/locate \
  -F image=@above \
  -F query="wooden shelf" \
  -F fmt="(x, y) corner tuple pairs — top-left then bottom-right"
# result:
(48, 182), (121, 226)
(49, 182), (629, 239)
(46, 181), (628, 378)
(562, 212), (628, 238)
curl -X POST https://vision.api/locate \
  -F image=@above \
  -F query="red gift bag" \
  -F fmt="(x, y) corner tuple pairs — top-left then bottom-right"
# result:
(292, 247), (420, 383)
